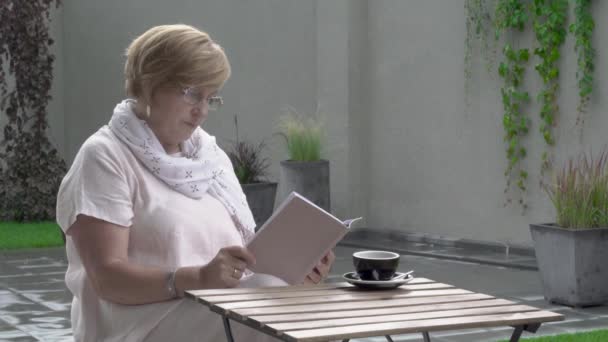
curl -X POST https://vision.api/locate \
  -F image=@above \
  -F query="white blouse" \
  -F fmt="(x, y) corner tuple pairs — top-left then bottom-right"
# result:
(56, 126), (267, 341)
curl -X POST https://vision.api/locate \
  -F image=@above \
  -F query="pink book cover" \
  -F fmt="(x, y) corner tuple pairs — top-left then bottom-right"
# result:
(246, 192), (361, 284)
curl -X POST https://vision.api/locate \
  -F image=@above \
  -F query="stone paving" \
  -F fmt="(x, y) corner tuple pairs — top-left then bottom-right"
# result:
(1, 243), (608, 341)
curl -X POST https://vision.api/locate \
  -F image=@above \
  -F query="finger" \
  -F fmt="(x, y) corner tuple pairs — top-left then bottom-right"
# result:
(222, 246), (256, 266)
(321, 250), (335, 264)
(315, 264), (329, 278)
(227, 258), (247, 272)
(308, 270), (322, 283)
(222, 268), (242, 287)
(223, 263), (243, 279)
(313, 264), (324, 276)
(321, 251), (330, 263)
(225, 276), (239, 288)
(303, 275), (315, 285)
(327, 250), (336, 263)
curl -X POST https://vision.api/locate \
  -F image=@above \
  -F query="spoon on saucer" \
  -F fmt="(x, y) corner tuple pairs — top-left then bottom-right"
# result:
(391, 270), (414, 281)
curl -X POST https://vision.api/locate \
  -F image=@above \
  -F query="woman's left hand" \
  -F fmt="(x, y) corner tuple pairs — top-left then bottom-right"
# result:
(303, 250), (336, 285)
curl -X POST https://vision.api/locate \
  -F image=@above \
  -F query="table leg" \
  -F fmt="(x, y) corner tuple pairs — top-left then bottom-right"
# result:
(510, 326), (523, 342)
(510, 323), (540, 342)
(222, 316), (235, 342)
(385, 335), (395, 342)
(422, 331), (431, 342)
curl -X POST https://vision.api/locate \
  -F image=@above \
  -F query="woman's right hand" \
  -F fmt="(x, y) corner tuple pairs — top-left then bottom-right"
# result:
(198, 246), (256, 288)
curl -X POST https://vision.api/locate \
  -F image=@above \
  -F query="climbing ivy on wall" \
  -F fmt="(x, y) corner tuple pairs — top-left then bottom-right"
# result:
(495, 0), (531, 209)
(532, 0), (568, 175)
(465, 0), (497, 107)
(0, 0), (66, 221)
(569, 0), (595, 123)
(466, 0), (596, 211)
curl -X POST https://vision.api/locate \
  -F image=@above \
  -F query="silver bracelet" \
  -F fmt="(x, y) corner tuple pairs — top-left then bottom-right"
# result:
(166, 270), (178, 299)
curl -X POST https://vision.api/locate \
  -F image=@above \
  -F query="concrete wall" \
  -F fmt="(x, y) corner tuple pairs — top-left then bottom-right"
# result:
(49, 0), (608, 244)
(61, 0), (365, 221)
(366, 0), (608, 245)
(61, 0), (317, 186)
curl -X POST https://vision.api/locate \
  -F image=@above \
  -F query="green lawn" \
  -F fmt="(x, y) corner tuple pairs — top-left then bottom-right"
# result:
(0, 221), (64, 249)
(499, 329), (608, 341)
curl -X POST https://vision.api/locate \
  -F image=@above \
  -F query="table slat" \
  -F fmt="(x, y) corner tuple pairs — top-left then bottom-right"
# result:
(217, 288), (473, 311)
(203, 282), (453, 304)
(185, 277), (435, 298)
(267, 304), (539, 332)
(284, 311), (564, 342)
(232, 293), (493, 317)
(249, 298), (515, 323)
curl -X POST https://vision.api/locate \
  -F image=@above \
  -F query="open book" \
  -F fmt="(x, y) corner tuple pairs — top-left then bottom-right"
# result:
(246, 192), (362, 284)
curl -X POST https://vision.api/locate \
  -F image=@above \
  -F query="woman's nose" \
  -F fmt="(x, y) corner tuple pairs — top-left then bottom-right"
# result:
(191, 102), (208, 118)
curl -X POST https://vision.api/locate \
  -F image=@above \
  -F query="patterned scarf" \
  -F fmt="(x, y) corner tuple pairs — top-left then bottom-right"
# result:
(108, 99), (255, 244)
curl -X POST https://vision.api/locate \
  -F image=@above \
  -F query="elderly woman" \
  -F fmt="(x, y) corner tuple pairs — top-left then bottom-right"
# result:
(56, 24), (335, 342)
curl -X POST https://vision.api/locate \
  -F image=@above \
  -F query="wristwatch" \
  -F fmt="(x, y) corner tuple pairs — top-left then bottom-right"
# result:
(166, 270), (178, 299)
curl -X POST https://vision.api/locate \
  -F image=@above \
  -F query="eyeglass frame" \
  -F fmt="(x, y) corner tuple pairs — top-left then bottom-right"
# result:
(180, 87), (223, 111)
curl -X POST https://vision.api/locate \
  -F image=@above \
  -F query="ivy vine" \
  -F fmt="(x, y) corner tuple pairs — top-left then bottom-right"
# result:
(495, 0), (529, 39)
(499, 46), (530, 195)
(465, 0), (497, 107)
(467, 0), (596, 211)
(495, 0), (530, 209)
(0, 0), (66, 221)
(531, 0), (568, 175)
(569, 0), (595, 123)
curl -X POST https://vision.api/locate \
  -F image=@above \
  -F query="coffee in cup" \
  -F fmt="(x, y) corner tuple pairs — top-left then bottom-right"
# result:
(353, 250), (400, 281)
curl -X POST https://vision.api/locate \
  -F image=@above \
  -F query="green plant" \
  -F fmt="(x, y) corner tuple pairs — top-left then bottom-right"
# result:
(227, 115), (270, 184)
(544, 148), (608, 229)
(531, 0), (568, 151)
(464, 0), (479, 107)
(228, 141), (271, 184)
(494, 0), (529, 38)
(495, 0), (531, 210)
(499, 45), (530, 198)
(0, 0), (67, 221)
(465, 0), (497, 106)
(569, 0), (595, 122)
(278, 109), (323, 162)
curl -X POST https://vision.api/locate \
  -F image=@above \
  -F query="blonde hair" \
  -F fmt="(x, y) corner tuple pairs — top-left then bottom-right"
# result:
(124, 24), (231, 102)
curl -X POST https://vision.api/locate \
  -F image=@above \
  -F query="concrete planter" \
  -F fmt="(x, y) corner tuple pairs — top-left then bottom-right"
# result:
(242, 182), (277, 232)
(279, 160), (330, 212)
(529, 223), (608, 307)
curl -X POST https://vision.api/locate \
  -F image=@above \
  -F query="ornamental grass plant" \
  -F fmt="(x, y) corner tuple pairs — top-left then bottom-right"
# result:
(545, 148), (608, 229)
(228, 140), (271, 184)
(278, 109), (324, 162)
(227, 115), (271, 184)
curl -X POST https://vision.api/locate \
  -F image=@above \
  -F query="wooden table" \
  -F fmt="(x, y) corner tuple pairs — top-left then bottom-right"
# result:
(185, 277), (564, 342)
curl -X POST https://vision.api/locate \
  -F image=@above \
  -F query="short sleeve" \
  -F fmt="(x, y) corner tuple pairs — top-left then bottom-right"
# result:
(56, 134), (134, 233)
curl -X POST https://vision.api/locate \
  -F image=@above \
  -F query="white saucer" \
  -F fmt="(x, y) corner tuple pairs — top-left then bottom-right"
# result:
(343, 271), (414, 289)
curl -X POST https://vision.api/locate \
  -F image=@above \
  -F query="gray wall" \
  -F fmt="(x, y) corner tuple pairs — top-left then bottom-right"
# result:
(42, 0), (608, 244)
(366, 0), (608, 244)
(61, 0), (318, 185)
(60, 0), (363, 221)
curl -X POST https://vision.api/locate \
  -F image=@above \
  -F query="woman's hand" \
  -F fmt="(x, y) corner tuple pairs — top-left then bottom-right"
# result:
(303, 250), (336, 285)
(198, 246), (256, 288)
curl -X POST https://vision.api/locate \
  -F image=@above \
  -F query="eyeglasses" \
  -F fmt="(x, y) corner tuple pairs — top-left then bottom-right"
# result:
(181, 87), (224, 111)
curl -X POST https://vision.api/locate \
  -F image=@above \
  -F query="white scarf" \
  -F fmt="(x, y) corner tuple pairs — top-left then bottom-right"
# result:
(108, 99), (255, 244)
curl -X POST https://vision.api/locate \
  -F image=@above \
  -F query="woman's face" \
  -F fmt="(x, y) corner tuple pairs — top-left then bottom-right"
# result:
(146, 86), (217, 152)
